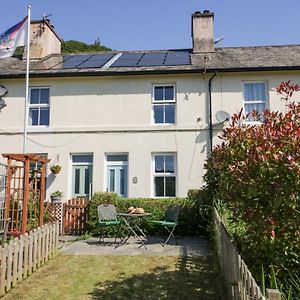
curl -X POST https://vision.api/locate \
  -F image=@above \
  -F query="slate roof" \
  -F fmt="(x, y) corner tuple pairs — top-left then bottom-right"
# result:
(1, 44), (300, 78)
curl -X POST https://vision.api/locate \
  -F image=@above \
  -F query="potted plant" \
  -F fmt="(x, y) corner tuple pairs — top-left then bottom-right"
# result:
(50, 164), (62, 175)
(50, 190), (63, 202)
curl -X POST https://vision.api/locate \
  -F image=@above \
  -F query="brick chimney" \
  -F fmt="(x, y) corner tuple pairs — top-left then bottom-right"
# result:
(192, 10), (214, 53)
(23, 18), (62, 60)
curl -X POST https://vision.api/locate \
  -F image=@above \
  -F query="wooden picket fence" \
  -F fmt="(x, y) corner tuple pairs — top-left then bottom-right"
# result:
(213, 208), (281, 300)
(0, 222), (59, 296)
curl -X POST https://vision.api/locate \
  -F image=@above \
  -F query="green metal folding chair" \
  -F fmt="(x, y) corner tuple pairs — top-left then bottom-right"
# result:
(97, 204), (123, 245)
(150, 205), (181, 247)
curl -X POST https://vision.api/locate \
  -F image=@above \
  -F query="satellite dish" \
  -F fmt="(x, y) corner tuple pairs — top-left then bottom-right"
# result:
(216, 110), (230, 124)
(0, 85), (7, 97)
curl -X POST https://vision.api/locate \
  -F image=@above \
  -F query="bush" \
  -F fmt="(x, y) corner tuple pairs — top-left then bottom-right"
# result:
(87, 192), (206, 238)
(204, 81), (300, 284)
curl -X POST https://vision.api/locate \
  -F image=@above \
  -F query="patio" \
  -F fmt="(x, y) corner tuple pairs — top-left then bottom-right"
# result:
(60, 236), (212, 257)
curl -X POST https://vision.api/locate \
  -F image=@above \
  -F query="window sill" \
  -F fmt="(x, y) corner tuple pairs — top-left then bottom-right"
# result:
(152, 123), (176, 126)
(27, 126), (51, 132)
(152, 196), (177, 199)
(244, 121), (264, 125)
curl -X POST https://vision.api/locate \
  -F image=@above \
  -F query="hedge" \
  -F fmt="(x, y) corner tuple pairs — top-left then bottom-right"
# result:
(87, 191), (207, 238)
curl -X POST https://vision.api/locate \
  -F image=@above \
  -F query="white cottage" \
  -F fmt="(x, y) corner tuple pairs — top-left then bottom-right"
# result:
(0, 11), (299, 200)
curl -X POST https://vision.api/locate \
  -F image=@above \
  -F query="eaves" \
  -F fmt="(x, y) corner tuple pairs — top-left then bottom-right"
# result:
(1, 65), (300, 79)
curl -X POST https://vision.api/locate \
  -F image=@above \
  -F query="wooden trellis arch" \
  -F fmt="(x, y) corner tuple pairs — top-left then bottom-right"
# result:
(2, 153), (50, 235)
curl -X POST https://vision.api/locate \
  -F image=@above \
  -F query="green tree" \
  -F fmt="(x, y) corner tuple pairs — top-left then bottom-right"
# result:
(14, 39), (111, 57)
(61, 39), (111, 53)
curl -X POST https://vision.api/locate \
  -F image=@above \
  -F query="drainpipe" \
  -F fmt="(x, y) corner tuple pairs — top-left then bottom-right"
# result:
(208, 72), (217, 152)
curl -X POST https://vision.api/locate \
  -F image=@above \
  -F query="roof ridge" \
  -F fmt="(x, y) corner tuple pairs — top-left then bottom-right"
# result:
(216, 44), (300, 50)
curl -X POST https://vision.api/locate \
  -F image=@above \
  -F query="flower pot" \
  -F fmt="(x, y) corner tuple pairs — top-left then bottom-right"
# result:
(51, 196), (62, 203)
(50, 165), (62, 175)
(10, 229), (21, 238)
(51, 170), (60, 175)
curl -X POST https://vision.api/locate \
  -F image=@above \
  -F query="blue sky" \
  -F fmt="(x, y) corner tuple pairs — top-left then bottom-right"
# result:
(1, 0), (299, 50)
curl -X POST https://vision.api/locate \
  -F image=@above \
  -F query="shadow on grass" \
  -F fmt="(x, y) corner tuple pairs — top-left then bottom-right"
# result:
(90, 256), (221, 300)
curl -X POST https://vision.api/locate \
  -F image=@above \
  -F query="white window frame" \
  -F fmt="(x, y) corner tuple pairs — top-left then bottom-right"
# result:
(152, 84), (176, 125)
(28, 87), (50, 127)
(242, 81), (268, 123)
(152, 153), (177, 198)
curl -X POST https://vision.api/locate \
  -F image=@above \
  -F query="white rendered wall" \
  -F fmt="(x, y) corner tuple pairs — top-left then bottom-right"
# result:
(0, 71), (299, 200)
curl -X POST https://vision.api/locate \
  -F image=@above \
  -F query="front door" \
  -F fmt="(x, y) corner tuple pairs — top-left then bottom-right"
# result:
(72, 154), (93, 199)
(106, 154), (128, 197)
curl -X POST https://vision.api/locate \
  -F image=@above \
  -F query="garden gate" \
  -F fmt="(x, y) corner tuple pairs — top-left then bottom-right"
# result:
(63, 198), (89, 234)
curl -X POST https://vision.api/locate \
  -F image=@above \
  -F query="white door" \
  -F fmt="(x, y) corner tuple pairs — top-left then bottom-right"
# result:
(106, 154), (128, 197)
(72, 165), (92, 199)
(72, 154), (93, 199)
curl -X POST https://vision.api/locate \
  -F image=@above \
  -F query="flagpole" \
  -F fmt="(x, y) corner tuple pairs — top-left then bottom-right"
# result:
(23, 5), (31, 154)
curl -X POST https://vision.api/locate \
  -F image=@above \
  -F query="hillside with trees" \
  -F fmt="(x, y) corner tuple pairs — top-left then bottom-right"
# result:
(61, 39), (111, 53)
(14, 38), (111, 57)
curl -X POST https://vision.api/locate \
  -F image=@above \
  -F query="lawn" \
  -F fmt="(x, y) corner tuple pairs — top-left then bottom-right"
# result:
(2, 254), (222, 300)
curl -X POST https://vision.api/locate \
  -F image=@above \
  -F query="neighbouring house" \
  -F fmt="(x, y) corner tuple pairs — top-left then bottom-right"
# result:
(0, 11), (299, 200)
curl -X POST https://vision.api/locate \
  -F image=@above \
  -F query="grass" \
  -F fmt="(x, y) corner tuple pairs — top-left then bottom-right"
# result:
(2, 254), (222, 300)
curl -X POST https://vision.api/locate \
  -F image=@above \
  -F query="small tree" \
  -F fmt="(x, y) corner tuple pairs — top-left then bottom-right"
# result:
(205, 81), (300, 281)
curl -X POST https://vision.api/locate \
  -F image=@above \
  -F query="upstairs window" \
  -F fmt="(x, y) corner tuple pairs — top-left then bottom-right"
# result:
(29, 87), (50, 126)
(153, 153), (176, 197)
(153, 85), (176, 124)
(243, 82), (267, 122)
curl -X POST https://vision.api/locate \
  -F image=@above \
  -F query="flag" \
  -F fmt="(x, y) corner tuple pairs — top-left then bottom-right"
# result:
(0, 16), (28, 58)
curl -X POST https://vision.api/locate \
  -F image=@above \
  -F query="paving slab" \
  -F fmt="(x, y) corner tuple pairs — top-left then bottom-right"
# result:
(60, 236), (212, 257)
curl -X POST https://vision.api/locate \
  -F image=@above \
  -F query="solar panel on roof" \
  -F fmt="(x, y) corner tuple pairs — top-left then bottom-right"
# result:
(109, 51), (191, 68)
(51, 55), (93, 69)
(118, 53), (143, 60)
(138, 60), (164, 66)
(142, 52), (166, 60)
(111, 59), (139, 67)
(164, 51), (190, 66)
(77, 53), (115, 68)
(137, 52), (167, 67)
(111, 53), (143, 67)
(34, 50), (191, 71)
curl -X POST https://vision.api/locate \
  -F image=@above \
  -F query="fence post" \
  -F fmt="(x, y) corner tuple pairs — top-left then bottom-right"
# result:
(0, 243), (8, 296)
(23, 233), (29, 279)
(56, 222), (59, 250)
(266, 289), (281, 300)
(28, 231), (33, 275)
(18, 235), (24, 282)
